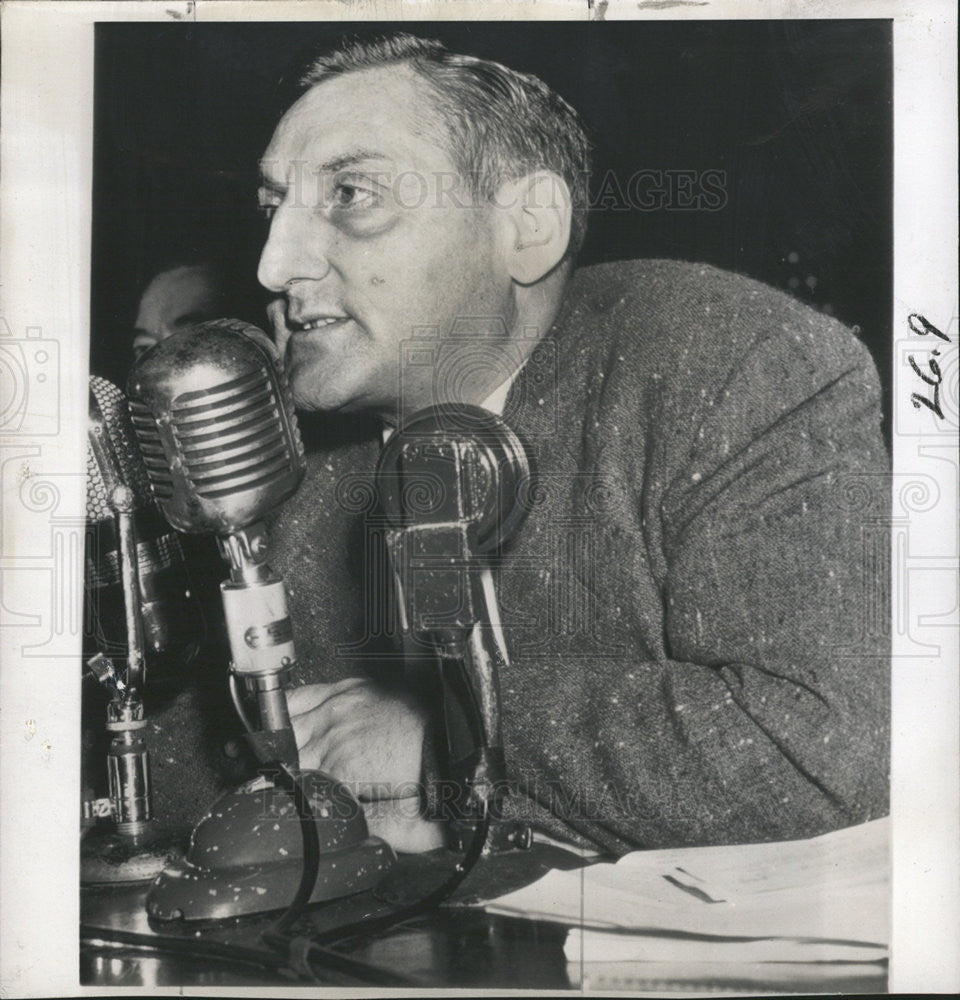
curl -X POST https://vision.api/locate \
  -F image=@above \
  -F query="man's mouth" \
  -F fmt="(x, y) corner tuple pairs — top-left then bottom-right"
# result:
(293, 315), (348, 332)
(267, 300), (354, 359)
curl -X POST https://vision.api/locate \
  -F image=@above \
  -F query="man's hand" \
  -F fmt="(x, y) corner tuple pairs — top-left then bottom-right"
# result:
(359, 799), (447, 854)
(287, 677), (446, 852)
(287, 677), (425, 798)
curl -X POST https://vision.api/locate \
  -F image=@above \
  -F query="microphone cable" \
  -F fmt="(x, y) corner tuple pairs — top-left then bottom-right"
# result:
(225, 704), (482, 980)
(230, 678), (492, 966)
(266, 760), (320, 935)
(262, 805), (489, 958)
(225, 690), (324, 939)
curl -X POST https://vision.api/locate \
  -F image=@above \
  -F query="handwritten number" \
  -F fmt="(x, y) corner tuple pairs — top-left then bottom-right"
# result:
(911, 391), (944, 419)
(908, 354), (944, 417)
(906, 313), (950, 420)
(908, 354), (942, 386)
(908, 313), (951, 343)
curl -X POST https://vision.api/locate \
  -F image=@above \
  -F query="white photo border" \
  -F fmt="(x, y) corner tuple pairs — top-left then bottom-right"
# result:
(1, 0), (956, 995)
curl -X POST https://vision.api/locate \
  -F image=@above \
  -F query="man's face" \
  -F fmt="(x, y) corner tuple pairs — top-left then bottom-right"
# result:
(133, 265), (221, 359)
(257, 66), (516, 418)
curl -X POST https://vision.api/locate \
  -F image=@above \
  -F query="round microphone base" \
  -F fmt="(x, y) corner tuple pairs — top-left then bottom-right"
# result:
(81, 822), (189, 885)
(145, 769), (396, 921)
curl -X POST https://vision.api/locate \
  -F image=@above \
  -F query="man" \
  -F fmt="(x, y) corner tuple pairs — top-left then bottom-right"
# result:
(132, 261), (226, 360)
(256, 33), (889, 855)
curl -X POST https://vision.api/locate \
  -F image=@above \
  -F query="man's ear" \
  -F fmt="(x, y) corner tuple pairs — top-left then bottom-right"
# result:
(497, 172), (573, 285)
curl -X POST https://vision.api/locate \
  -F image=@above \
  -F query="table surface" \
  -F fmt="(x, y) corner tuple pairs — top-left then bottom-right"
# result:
(80, 842), (888, 993)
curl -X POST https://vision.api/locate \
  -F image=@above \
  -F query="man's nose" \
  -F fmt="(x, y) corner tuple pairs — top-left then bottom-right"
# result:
(257, 204), (333, 292)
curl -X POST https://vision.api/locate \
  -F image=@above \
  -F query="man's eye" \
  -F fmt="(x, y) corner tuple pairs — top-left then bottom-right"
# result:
(331, 181), (378, 210)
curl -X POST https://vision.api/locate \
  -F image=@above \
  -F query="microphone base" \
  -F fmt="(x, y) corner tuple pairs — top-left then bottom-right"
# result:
(145, 769), (396, 922)
(81, 822), (189, 886)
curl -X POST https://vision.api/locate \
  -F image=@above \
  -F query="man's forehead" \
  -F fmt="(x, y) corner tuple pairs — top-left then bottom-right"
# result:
(145, 265), (214, 301)
(138, 266), (217, 317)
(261, 65), (450, 179)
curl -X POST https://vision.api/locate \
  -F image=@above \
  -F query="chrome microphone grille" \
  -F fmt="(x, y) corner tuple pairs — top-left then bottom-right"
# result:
(128, 401), (173, 499)
(169, 368), (292, 499)
(88, 375), (154, 519)
(126, 319), (305, 535)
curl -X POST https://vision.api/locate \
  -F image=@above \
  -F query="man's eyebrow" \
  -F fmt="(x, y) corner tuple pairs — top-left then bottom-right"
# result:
(317, 151), (393, 175)
(258, 150), (393, 186)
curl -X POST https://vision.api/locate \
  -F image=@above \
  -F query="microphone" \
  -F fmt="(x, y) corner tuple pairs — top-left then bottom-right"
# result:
(86, 376), (203, 679)
(125, 318), (304, 535)
(127, 318), (306, 766)
(129, 320), (398, 922)
(83, 376), (196, 883)
(376, 404), (533, 849)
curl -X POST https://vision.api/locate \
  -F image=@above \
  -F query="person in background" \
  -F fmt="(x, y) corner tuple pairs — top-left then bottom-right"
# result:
(115, 257), (262, 823)
(131, 261), (227, 360)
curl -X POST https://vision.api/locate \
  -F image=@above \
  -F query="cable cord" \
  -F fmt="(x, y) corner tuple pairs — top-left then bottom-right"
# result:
(266, 761), (321, 935)
(265, 806), (490, 956)
(228, 686), (491, 974)
(257, 757), (483, 984)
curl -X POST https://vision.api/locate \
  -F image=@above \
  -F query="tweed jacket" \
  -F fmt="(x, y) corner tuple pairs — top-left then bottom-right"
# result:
(142, 259), (891, 854)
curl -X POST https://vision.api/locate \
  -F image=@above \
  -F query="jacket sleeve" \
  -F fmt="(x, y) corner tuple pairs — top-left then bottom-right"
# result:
(499, 290), (891, 853)
(593, 309), (889, 850)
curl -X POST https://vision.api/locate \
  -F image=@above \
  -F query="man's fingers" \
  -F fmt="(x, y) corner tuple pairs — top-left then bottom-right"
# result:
(290, 712), (322, 763)
(288, 680), (369, 756)
(295, 732), (325, 772)
(284, 678), (426, 802)
(322, 743), (422, 801)
(361, 800), (447, 854)
(287, 677), (370, 717)
(286, 682), (334, 717)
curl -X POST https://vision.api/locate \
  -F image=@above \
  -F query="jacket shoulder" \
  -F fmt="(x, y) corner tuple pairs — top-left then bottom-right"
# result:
(562, 258), (876, 384)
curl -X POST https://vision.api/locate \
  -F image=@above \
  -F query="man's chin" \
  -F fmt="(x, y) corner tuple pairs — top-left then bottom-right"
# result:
(286, 358), (356, 415)
(288, 374), (335, 413)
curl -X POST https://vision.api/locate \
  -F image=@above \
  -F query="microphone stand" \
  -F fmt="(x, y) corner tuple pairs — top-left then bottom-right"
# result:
(144, 512), (396, 921)
(217, 521), (300, 768)
(385, 525), (531, 854)
(124, 319), (396, 922)
(81, 483), (186, 884)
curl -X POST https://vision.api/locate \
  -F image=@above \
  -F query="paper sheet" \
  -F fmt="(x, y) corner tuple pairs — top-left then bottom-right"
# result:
(485, 818), (890, 958)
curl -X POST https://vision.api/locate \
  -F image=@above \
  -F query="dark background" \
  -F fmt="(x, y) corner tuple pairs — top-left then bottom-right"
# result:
(92, 20), (892, 435)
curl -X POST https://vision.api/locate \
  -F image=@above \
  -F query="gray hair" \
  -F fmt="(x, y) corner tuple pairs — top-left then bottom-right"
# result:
(299, 33), (592, 257)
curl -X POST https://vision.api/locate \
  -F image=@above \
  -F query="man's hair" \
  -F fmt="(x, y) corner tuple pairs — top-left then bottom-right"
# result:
(298, 33), (592, 257)
(136, 256), (267, 333)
